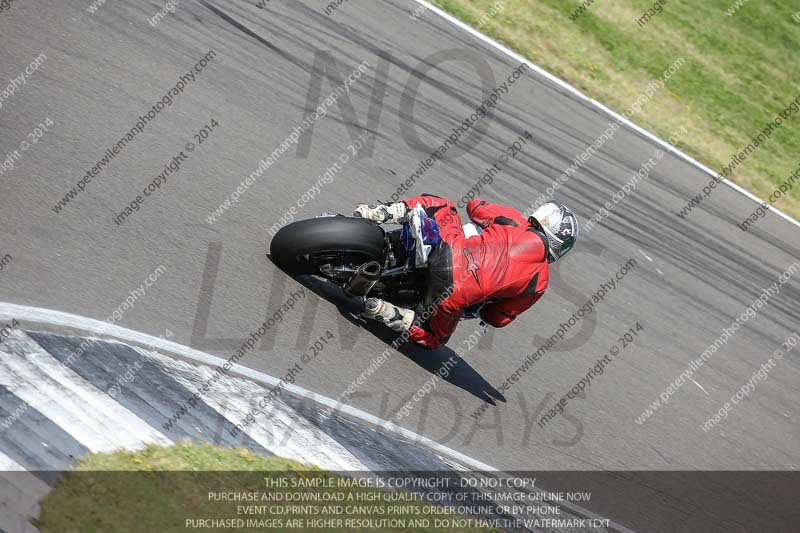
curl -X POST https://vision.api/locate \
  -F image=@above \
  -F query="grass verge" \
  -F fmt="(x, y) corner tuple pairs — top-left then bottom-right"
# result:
(34, 442), (500, 533)
(423, 0), (800, 219)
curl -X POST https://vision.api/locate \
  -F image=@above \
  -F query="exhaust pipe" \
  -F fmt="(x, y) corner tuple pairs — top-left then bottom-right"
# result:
(344, 261), (382, 297)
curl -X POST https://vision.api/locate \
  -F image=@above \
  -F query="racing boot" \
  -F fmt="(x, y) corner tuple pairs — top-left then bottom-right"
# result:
(353, 202), (408, 224)
(363, 297), (415, 331)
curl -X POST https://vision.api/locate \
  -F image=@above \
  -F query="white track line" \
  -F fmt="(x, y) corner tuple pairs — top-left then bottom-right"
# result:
(0, 303), (493, 470)
(411, 0), (800, 230)
(0, 330), (171, 453)
(145, 349), (369, 471)
(0, 451), (27, 472)
(0, 302), (638, 533)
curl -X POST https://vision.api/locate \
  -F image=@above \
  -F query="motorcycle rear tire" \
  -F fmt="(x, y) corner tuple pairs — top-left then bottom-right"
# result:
(269, 217), (386, 275)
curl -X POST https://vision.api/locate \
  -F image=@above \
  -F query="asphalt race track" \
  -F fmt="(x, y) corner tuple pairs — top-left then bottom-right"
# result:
(2, 0), (800, 528)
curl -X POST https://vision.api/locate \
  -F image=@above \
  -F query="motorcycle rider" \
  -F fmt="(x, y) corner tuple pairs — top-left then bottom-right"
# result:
(354, 195), (578, 349)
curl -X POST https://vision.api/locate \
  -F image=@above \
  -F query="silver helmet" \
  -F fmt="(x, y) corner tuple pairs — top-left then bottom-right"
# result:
(528, 203), (579, 263)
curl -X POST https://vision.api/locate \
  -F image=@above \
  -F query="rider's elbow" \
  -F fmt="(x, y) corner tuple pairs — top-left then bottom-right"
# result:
(479, 307), (515, 328)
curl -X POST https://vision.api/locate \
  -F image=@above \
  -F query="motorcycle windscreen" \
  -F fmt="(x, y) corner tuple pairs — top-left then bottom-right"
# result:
(401, 203), (441, 266)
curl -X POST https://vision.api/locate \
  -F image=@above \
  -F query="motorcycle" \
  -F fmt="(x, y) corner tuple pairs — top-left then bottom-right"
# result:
(269, 205), (485, 319)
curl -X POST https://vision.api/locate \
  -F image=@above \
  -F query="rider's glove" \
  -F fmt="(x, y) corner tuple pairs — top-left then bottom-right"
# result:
(354, 203), (408, 224)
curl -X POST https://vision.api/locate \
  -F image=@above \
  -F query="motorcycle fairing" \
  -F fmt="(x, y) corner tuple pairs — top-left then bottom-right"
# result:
(401, 203), (441, 266)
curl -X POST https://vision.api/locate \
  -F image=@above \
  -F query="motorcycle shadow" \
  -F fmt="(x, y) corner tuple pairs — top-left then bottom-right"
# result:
(291, 273), (506, 406)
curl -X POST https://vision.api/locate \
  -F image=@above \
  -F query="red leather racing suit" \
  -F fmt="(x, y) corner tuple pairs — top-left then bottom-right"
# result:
(401, 194), (550, 349)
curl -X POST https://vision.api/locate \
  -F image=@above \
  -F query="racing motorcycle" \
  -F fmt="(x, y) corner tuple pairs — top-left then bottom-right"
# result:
(269, 206), (485, 319)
